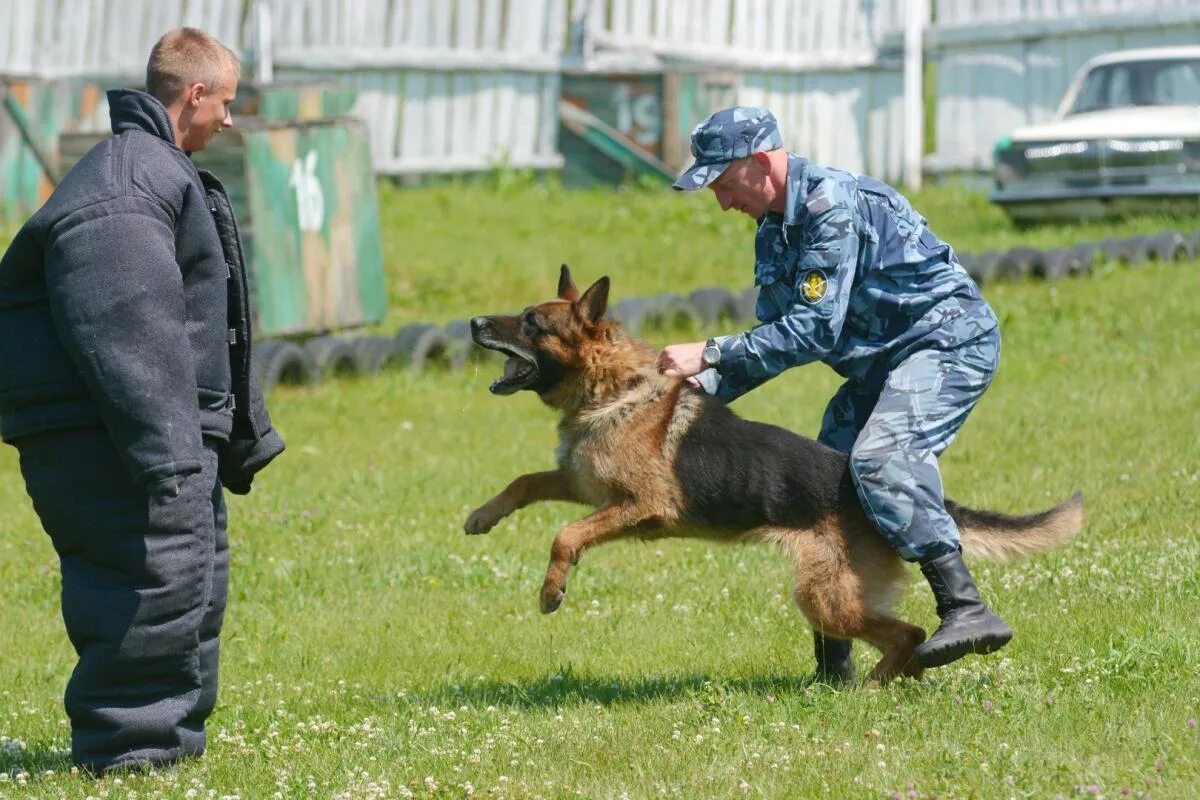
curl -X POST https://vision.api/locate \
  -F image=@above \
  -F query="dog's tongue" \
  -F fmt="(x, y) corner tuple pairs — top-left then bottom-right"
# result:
(502, 356), (525, 380)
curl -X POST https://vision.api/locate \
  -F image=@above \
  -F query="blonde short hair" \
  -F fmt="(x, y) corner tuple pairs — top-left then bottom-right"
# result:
(146, 27), (240, 105)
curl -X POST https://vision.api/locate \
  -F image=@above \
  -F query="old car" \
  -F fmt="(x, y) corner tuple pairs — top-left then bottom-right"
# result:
(991, 46), (1200, 223)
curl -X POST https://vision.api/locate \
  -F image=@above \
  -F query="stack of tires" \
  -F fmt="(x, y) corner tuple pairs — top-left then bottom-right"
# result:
(957, 229), (1197, 285)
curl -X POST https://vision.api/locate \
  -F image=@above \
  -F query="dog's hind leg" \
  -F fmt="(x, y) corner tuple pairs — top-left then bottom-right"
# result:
(779, 525), (925, 684)
(855, 615), (926, 683)
(796, 595), (925, 684)
(539, 502), (657, 614)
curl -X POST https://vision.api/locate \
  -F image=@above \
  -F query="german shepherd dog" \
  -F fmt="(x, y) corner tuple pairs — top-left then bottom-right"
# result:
(466, 266), (1083, 683)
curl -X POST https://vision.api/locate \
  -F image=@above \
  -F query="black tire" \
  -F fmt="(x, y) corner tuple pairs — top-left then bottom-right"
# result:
(964, 250), (1001, 285)
(305, 335), (362, 379)
(1096, 236), (1126, 265)
(444, 318), (482, 371)
(444, 319), (472, 340)
(1123, 235), (1154, 266)
(610, 297), (652, 334)
(349, 335), (403, 374)
(1149, 230), (1190, 263)
(395, 323), (452, 373)
(996, 246), (1041, 280)
(686, 287), (739, 326)
(646, 292), (701, 330)
(1067, 243), (1097, 276)
(734, 287), (759, 323)
(1039, 248), (1085, 281)
(1100, 235), (1152, 266)
(252, 339), (316, 393)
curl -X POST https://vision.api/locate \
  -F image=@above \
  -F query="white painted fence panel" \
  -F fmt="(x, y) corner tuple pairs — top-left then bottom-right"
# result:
(576, 0), (911, 180)
(0, 0), (243, 79)
(732, 68), (907, 179)
(584, 0), (908, 71)
(264, 0), (565, 175)
(936, 0), (1196, 26)
(738, 68), (906, 179)
(10, 0), (1194, 186)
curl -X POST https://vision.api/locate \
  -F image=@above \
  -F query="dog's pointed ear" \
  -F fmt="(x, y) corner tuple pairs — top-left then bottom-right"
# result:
(557, 264), (579, 302)
(578, 276), (610, 324)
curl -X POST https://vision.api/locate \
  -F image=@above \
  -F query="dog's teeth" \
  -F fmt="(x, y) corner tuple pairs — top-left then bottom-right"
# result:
(502, 357), (525, 380)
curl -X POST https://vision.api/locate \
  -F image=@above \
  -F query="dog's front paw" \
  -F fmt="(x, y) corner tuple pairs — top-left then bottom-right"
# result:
(464, 506), (499, 535)
(539, 581), (565, 614)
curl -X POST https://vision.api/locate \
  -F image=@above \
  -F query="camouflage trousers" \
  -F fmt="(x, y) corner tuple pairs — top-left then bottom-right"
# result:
(818, 328), (1000, 562)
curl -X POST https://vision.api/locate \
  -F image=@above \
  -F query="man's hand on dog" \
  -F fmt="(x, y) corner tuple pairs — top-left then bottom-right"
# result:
(656, 341), (706, 386)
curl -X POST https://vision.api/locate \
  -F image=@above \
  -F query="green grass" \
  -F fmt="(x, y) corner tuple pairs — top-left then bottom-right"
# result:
(373, 174), (1200, 330)
(1, 183), (1198, 798)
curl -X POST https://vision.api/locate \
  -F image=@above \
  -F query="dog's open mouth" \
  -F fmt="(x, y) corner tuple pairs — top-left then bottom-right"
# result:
(490, 350), (539, 395)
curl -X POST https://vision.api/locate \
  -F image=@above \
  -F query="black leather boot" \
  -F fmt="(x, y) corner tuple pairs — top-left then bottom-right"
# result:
(913, 548), (1013, 668)
(813, 631), (855, 683)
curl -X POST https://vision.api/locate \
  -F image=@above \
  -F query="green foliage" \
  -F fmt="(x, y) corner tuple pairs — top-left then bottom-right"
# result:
(1, 185), (1198, 798)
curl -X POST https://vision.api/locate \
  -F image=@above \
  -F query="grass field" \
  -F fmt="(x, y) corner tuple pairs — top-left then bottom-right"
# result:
(0, 181), (1198, 799)
(372, 175), (1200, 329)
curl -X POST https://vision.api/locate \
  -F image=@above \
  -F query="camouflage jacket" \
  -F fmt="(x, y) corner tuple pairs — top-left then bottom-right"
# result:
(710, 154), (998, 401)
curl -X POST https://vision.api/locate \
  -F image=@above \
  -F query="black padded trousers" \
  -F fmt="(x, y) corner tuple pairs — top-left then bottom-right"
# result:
(16, 427), (227, 773)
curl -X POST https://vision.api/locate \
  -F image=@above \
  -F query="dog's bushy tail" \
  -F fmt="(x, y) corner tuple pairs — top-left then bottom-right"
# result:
(949, 490), (1084, 563)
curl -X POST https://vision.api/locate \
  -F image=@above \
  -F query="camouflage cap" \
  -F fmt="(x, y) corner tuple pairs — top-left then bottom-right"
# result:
(672, 106), (783, 191)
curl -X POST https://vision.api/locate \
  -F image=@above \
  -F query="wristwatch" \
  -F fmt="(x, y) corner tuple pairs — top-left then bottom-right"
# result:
(701, 338), (721, 369)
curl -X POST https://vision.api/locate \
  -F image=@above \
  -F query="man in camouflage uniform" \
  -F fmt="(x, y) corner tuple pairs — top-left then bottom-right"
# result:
(657, 107), (1012, 681)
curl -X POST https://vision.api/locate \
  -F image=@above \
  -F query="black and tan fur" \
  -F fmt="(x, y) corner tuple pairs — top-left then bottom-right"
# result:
(466, 266), (1084, 683)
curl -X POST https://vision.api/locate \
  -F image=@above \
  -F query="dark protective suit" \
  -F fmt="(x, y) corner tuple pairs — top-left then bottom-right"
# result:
(0, 89), (284, 770)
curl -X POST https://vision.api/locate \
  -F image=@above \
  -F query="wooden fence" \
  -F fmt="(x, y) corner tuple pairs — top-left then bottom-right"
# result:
(0, 0), (242, 79)
(260, 0), (567, 175)
(3, 0), (1199, 220)
(575, 0), (911, 180)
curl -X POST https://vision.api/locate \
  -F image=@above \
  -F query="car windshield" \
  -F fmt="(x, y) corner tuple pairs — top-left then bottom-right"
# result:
(1068, 58), (1200, 114)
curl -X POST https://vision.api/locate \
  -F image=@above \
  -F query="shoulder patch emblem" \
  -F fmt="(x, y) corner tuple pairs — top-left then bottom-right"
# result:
(800, 269), (828, 303)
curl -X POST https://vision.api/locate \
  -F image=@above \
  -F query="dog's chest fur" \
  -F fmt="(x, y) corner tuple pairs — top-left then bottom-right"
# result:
(553, 374), (696, 509)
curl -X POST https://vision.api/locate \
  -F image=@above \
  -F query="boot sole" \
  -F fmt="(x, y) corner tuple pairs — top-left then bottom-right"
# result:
(914, 631), (1013, 669)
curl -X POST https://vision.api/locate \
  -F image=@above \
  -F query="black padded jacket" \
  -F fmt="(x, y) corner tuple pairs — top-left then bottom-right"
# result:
(0, 89), (283, 492)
